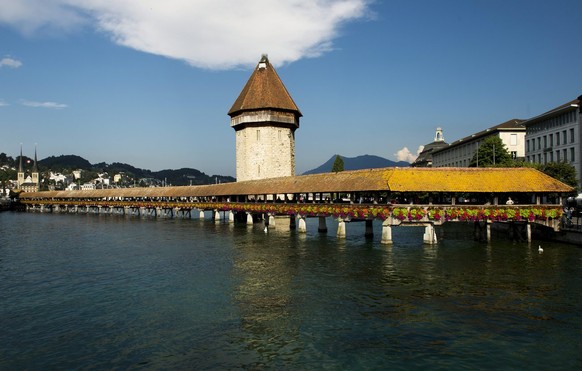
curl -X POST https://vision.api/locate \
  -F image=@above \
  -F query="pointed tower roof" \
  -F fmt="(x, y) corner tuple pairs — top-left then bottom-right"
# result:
(32, 145), (38, 173)
(228, 55), (302, 117)
(18, 144), (23, 172)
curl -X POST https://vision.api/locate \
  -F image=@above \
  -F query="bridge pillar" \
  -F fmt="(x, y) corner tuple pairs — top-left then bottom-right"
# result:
(214, 210), (221, 222)
(289, 215), (296, 230)
(268, 214), (276, 228)
(365, 219), (374, 238)
(337, 218), (346, 239)
(318, 216), (327, 233)
(297, 215), (307, 233)
(423, 224), (437, 244)
(198, 209), (204, 219)
(246, 212), (254, 225)
(228, 211), (235, 223)
(486, 221), (491, 242)
(526, 223), (531, 242)
(381, 220), (393, 245)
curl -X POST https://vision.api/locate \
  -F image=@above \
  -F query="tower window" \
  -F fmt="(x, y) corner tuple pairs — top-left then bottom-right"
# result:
(256, 129), (260, 141)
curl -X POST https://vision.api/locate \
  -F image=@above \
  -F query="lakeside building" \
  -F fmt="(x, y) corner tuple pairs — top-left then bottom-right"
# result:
(228, 55), (302, 182)
(523, 95), (581, 188)
(432, 119), (525, 168)
(411, 128), (448, 167)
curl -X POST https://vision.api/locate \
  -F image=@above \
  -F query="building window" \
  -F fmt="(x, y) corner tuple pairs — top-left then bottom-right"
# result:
(543, 135), (547, 148)
(537, 138), (541, 150)
(526, 139), (530, 152)
(549, 134), (553, 147)
(510, 134), (517, 146)
(570, 128), (575, 143)
(256, 129), (260, 141)
(557, 134), (561, 146)
(563, 130), (567, 144)
(556, 151), (560, 162)
(511, 151), (517, 159)
(571, 148), (575, 162)
(563, 149), (567, 162)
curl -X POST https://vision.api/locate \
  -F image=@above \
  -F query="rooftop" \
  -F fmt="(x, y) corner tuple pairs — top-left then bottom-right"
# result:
(20, 167), (574, 199)
(228, 55), (302, 117)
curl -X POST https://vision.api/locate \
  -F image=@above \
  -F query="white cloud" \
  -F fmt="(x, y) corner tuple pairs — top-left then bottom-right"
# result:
(394, 145), (424, 163)
(0, 57), (22, 68)
(21, 100), (68, 109)
(0, 100), (9, 107)
(0, 0), (372, 70)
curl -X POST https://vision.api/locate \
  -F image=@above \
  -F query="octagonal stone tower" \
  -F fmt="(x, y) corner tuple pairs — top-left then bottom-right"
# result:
(228, 55), (302, 182)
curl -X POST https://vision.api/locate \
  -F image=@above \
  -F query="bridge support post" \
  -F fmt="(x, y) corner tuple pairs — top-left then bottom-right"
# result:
(486, 221), (491, 242)
(246, 212), (254, 225)
(337, 218), (346, 239)
(297, 215), (307, 233)
(526, 223), (531, 242)
(289, 215), (296, 230)
(228, 211), (235, 223)
(365, 219), (374, 238)
(268, 214), (276, 228)
(318, 216), (327, 233)
(381, 220), (393, 245)
(423, 224), (437, 245)
(214, 210), (221, 223)
(199, 210), (205, 219)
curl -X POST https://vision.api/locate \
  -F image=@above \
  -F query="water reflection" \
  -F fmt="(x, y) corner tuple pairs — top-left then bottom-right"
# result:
(1, 214), (581, 369)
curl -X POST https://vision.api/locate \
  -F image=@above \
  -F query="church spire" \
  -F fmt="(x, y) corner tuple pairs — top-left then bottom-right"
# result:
(18, 144), (23, 173)
(32, 144), (38, 173)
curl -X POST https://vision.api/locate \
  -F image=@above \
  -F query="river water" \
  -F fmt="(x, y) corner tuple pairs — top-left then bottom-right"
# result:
(1, 212), (581, 369)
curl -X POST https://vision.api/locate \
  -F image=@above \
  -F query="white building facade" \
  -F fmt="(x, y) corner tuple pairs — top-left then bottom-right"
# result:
(432, 119), (525, 167)
(524, 95), (581, 188)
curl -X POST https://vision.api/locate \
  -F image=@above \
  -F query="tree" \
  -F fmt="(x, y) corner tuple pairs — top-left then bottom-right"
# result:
(540, 162), (578, 189)
(469, 136), (512, 167)
(331, 155), (344, 172)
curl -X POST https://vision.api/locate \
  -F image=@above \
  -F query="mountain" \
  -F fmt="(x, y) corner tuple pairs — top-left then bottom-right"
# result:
(303, 154), (409, 175)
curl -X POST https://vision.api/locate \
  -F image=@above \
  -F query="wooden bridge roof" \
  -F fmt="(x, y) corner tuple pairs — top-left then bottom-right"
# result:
(228, 55), (301, 117)
(20, 167), (573, 200)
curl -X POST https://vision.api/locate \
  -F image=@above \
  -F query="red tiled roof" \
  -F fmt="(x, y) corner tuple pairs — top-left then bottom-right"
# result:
(228, 55), (302, 117)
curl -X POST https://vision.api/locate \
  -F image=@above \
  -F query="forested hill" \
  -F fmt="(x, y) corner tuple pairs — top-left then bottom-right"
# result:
(0, 153), (235, 186)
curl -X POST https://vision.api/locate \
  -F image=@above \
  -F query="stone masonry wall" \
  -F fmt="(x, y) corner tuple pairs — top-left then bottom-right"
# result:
(236, 126), (295, 182)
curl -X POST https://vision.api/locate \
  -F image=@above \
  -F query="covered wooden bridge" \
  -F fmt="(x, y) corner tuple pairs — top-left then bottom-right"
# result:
(18, 167), (574, 244)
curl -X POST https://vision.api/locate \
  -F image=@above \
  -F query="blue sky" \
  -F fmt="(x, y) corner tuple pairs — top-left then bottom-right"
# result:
(1, 0), (581, 177)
